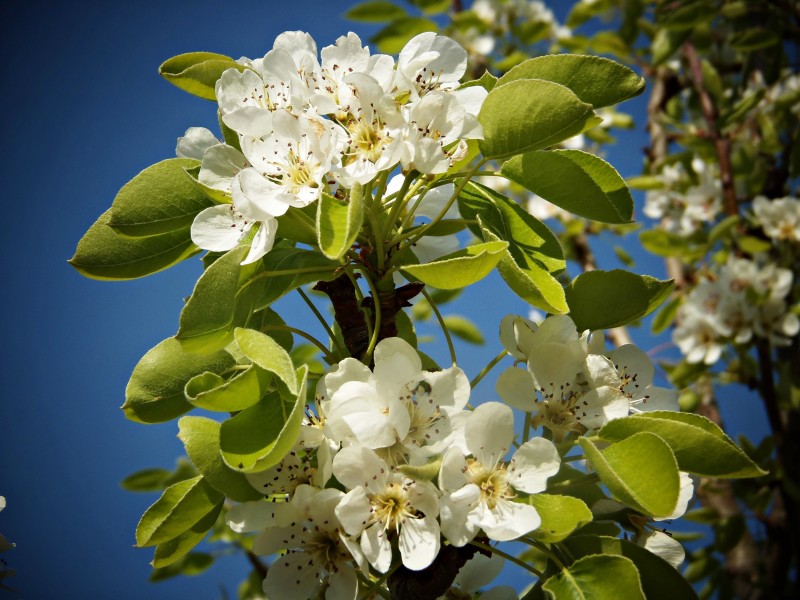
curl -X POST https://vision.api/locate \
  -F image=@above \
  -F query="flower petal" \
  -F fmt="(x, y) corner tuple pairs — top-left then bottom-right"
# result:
(465, 402), (514, 466)
(399, 515), (440, 571)
(507, 437), (560, 494)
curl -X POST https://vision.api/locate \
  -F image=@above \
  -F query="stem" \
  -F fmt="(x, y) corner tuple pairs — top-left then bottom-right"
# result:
(421, 287), (457, 365)
(470, 351), (507, 390)
(523, 411), (532, 444)
(260, 324), (336, 363)
(357, 572), (391, 600)
(361, 272), (383, 365)
(468, 539), (544, 578)
(297, 287), (346, 357)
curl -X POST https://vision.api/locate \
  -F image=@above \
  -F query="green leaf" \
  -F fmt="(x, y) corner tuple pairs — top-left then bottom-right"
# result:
(121, 468), (172, 492)
(652, 28), (691, 66)
(234, 328), (298, 396)
(151, 506), (221, 568)
(459, 70), (498, 93)
(345, 0), (407, 21)
(442, 315), (485, 345)
(458, 182), (567, 313)
(159, 52), (243, 101)
(497, 55), (645, 109)
(220, 366), (308, 472)
(123, 337), (235, 424)
(150, 552), (214, 581)
(657, 1), (713, 30)
(579, 433), (680, 519)
(565, 270), (673, 331)
(737, 235), (772, 255)
(528, 494), (592, 543)
(371, 17), (438, 54)
(178, 416), (263, 502)
(177, 245), (338, 353)
(639, 229), (705, 261)
(502, 150), (633, 223)
(543, 554), (645, 600)
(408, 0), (450, 14)
(184, 364), (271, 413)
(599, 411), (767, 478)
(69, 209), (199, 280)
(317, 189), (364, 260)
(135, 476), (224, 547)
(402, 241), (508, 289)
(107, 159), (214, 237)
(651, 295), (681, 335)
(560, 535), (698, 600)
(478, 79), (596, 159)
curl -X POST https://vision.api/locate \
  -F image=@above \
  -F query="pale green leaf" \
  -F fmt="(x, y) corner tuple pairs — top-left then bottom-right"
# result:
(402, 241), (508, 289)
(543, 554), (645, 600)
(220, 365), (308, 472)
(178, 416), (263, 502)
(69, 209), (200, 280)
(478, 79), (596, 159)
(123, 337), (235, 424)
(579, 433), (680, 519)
(317, 189), (364, 260)
(234, 328), (298, 396)
(560, 535), (698, 600)
(565, 270), (673, 331)
(442, 315), (485, 345)
(135, 476), (224, 547)
(177, 244), (338, 353)
(497, 55), (645, 109)
(159, 52), (243, 101)
(599, 411), (766, 478)
(149, 552), (214, 581)
(184, 364), (271, 412)
(528, 494), (592, 543)
(371, 17), (438, 54)
(108, 159), (213, 237)
(502, 150), (633, 223)
(121, 468), (172, 492)
(151, 507), (221, 568)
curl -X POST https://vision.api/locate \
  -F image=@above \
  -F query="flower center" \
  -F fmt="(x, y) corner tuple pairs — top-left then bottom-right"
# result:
(373, 482), (414, 532)
(304, 529), (347, 572)
(467, 460), (512, 510)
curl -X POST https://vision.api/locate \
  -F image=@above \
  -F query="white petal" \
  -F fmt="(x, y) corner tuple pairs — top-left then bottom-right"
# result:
(476, 498), (541, 541)
(496, 367), (538, 412)
(439, 446), (470, 492)
(576, 386), (629, 430)
(373, 338), (422, 388)
(190, 205), (250, 252)
(225, 501), (281, 533)
(176, 127), (219, 159)
(199, 144), (248, 192)
(465, 402), (514, 466)
(326, 567), (359, 600)
(638, 530), (685, 568)
(241, 218), (277, 265)
(453, 552), (505, 592)
(439, 484), (481, 547)
(610, 344), (655, 389)
(333, 445), (390, 494)
(632, 387), (679, 413)
(264, 552), (322, 600)
(361, 522), (393, 573)
(335, 487), (374, 536)
(399, 516), (440, 571)
(236, 168), (291, 217)
(508, 438), (561, 494)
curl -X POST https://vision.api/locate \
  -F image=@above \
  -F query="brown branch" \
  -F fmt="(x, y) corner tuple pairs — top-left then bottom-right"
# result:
(682, 42), (739, 217)
(313, 274), (369, 359)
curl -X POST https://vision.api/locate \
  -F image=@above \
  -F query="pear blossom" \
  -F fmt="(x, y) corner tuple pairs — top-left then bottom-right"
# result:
(753, 195), (800, 243)
(333, 445), (441, 572)
(440, 553), (518, 600)
(439, 402), (560, 545)
(395, 32), (467, 100)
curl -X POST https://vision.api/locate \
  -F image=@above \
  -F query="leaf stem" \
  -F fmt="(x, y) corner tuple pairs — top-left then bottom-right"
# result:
(421, 287), (457, 365)
(468, 539), (544, 578)
(361, 272), (383, 365)
(470, 350), (507, 389)
(297, 287), (346, 357)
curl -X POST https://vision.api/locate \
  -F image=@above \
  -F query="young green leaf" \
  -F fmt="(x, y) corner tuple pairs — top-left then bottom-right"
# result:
(69, 210), (200, 281)
(317, 189), (364, 260)
(107, 159), (214, 237)
(234, 328), (298, 396)
(478, 79), (597, 159)
(442, 315), (485, 345)
(149, 552), (215, 581)
(219, 365), (308, 473)
(565, 270), (673, 331)
(497, 54), (645, 108)
(527, 494), (592, 543)
(345, 0), (407, 22)
(184, 364), (271, 413)
(501, 150), (634, 223)
(159, 52), (243, 101)
(543, 554), (645, 600)
(178, 416), (263, 502)
(151, 507), (221, 569)
(580, 433), (680, 519)
(135, 475), (224, 547)
(401, 240), (508, 289)
(123, 337), (235, 424)
(371, 17), (438, 54)
(599, 411), (767, 478)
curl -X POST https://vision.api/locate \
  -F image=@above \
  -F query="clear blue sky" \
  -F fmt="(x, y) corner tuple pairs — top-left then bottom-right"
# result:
(0, 1), (769, 597)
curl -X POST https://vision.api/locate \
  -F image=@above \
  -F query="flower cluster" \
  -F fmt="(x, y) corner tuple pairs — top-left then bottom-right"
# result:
(674, 256), (800, 364)
(227, 336), (561, 599)
(752, 195), (800, 244)
(178, 31), (486, 264)
(644, 157), (723, 236)
(496, 314), (679, 441)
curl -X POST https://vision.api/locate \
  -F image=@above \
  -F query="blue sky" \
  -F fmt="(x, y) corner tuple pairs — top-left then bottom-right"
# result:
(0, 1), (770, 598)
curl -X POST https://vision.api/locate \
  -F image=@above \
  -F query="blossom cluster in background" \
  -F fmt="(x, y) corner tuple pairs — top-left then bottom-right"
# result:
(176, 30), (487, 264)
